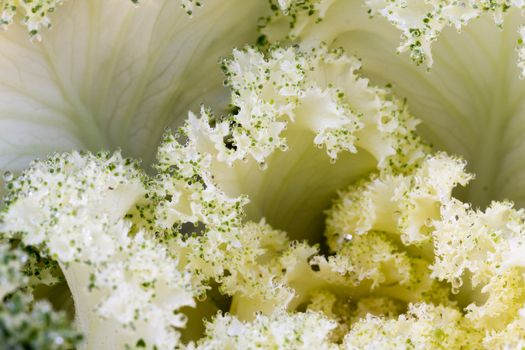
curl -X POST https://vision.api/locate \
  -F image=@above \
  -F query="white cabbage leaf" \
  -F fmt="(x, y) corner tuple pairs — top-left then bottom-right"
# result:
(0, 0), (267, 176)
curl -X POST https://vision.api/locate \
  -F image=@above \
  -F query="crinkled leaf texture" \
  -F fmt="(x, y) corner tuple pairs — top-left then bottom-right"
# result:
(6, 1), (525, 349)
(265, 0), (525, 209)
